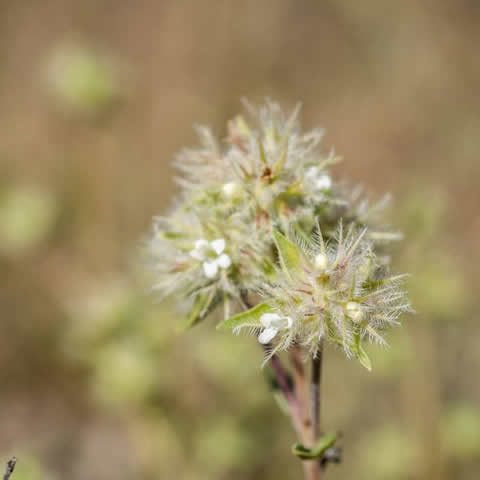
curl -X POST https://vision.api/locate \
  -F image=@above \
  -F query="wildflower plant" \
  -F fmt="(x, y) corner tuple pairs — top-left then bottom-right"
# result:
(146, 100), (412, 479)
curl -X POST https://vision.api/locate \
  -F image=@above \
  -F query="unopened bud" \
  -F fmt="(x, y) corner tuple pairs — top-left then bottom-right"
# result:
(346, 301), (363, 323)
(222, 182), (242, 198)
(314, 253), (328, 270)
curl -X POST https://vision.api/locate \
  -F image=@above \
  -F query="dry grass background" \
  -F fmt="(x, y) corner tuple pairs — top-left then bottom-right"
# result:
(0, 1), (479, 479)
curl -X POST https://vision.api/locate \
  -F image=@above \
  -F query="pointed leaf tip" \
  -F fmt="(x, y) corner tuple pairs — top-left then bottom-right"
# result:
(292, 432), (338, 460)
(357, 344), (372, 371)
(178, 289), (218, 332)
(273, 230), (302, 275)
(216, 303), (272, 331)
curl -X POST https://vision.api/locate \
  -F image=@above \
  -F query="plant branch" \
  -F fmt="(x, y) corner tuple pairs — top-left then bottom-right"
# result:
(241, 292), (333, 479)
(311, 344), (323, 441)
(3, 458), (16, 480)
(290, 346), (309, 433)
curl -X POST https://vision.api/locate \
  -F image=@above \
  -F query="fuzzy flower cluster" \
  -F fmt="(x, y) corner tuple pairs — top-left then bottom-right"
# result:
(232, 224), (412, 366)
(146, 100), (410, 366)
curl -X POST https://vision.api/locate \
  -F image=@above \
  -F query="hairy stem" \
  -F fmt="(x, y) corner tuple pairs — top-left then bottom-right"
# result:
(307, 345), (324, 480)
(242, 292), (328, 480)
(290, 346), (309, 432)
(311, 344), (323, 441)
(269, 353), (304, 439)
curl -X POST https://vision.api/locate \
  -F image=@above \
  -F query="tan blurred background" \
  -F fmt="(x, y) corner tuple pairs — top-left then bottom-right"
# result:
(0, 1), (479, 479)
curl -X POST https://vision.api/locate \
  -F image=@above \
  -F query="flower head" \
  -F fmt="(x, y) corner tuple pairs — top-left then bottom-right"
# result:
(146, 100), (411, 365)
(218, 221), (412, 369)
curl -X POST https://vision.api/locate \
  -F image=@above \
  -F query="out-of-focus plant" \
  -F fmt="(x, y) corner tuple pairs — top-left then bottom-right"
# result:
(144, 101), (412, 479)
(0, 185), (57, 258)
(47, 46), (121, 117)
(441, 405), (480, 460)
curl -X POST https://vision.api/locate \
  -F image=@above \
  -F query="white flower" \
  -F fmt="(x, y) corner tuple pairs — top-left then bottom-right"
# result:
(258, 313), (293, 344)
(305, 167), (332, 192)
(189, 238), (232, 279)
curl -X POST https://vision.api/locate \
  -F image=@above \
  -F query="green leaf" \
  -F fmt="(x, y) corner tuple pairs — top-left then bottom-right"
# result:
(272, 140), (288, 175)
(292, 432), (338, 460)
(273, 230), (302, 275)
(258, 139), (268, 165)
(352, 334), (372, 371)
(216, 303), (272, 331)
(357, 344), (372, 371)
(178, 289), (217, 332)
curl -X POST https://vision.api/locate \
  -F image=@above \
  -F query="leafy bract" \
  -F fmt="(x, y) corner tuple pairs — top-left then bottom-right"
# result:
(179, 289), (218, 332)
(217, 303), (272, 331)
(353, 334), (372, 371)
(273, 230), (302, 276)
(292, 432), (338, 460)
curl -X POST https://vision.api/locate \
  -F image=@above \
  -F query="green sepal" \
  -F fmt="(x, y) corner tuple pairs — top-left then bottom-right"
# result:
(258, 139), (268, 165)
(353, 334), (372, 371)
(216, 303), (272, 331)
(357, 345), (372, 371)
(273, 230), (302, 275)
(292, 432), (338, 460)
(271, 140), (288, 176)
(178, 289), (218, 332)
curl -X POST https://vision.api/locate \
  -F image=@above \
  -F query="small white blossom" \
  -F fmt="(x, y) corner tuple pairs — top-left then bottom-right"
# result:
(306, 167), (332, 192)
(189, 239), (209, 260)
(146, 100), (411, 366)
(190, 238), (231, 279)
(258, 313), (293, 344)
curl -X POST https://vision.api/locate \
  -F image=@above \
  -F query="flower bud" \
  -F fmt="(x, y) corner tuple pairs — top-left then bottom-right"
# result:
(314, 253), (328, 270)
(346, 302), (364, 323)
(222, 182), (242, 199)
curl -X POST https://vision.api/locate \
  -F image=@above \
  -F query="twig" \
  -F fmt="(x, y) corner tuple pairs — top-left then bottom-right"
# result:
(311, 344), (323, 441)
(3, 458), (16, 480)
(242, 291), (334, 479)
(308, 343), (324, 480)
(290, 346), (309, 432)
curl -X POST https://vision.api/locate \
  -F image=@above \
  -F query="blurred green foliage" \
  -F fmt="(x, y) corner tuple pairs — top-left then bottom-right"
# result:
(47, 46), (121, 117)
(0, 1), (479, 480)
(0, 186), (57, 257)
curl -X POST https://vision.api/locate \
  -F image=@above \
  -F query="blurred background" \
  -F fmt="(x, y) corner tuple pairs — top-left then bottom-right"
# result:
(0, 1), (479, 479)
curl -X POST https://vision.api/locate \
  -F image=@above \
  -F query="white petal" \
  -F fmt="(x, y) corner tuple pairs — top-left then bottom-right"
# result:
(216, 253), (231, 269)
(203, 261), (218, 278)
(258, 327), (278, 344)
(260, 313), (281, 327)
(268, 315), (291, 329)
(306, 166), (319, 178)
(190, 239), (208, 260)
(190, 249), (205, 260)
(210, 238), (226, 254)
(315, 175), (332, 191)
(195, 239), (209, 250)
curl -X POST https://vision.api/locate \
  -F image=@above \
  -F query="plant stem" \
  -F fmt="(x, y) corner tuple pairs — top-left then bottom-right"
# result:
(242, 293), (328, 480)
(3, 458), (16, 480)
(307, 344), (324, 480)
(268, 349), (318, 480)
(311, 344), (323, 441)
